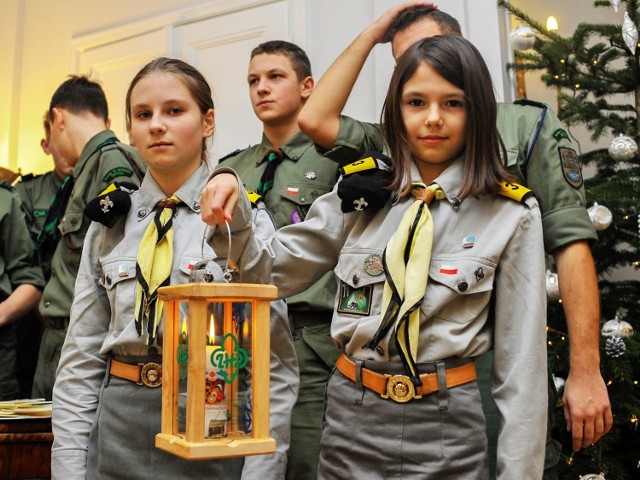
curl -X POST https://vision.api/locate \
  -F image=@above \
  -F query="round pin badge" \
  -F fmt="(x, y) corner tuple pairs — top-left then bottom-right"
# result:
(363, 254), (384, 276)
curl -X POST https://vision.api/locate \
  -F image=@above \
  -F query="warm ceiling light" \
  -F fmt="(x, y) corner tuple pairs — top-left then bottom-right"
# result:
(546, 16), (559, 31)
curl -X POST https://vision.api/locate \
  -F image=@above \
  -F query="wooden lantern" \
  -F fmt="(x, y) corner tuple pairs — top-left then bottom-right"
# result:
(156, 282), (277, 459)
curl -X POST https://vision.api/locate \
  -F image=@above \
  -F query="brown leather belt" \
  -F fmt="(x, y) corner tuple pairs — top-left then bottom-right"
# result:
(109, 359), (162, 388)
(42, 317), (69, 329)
(335, 353), (476, 403)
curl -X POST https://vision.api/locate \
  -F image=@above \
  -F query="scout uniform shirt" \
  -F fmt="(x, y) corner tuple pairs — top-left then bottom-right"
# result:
(212, 160), (548, 479)
(0, 185), (45, 399)
(39, 130), (146, 319)
(333, 105), (597, 253)
(219, 131), (340, 315)
(15, 170), (65, 278)
(52, 163), (298, 479)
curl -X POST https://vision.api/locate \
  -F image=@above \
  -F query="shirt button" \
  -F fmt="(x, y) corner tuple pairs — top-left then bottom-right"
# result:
(292, 155), (299, 160)
(138, 209), (146, 218)
(148, 347), (158, 356)
(106, 276), (112, 285)
(44, 301), (50, 307)
(71, 218), (78, 226)
(375, 346), (384, 356)
(451, 198), (461, 209)
(458, 281), (468, 292)
(193, 201), (200, 212)
(352, 274), (359, 285)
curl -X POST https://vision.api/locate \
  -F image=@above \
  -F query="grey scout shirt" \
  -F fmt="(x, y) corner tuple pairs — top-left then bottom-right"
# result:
(51, 163), (298, 480)
(212, 160), (548, 479)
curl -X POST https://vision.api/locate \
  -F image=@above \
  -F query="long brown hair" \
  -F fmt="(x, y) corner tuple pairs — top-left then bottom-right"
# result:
(381, 35), (511, 198)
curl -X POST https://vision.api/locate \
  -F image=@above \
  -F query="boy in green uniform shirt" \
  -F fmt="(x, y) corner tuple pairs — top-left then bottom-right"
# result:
(298, 3), (612, 478)
(218, 40), (342, 480)
(0, 184), (45, 400)
(13, 113), (73, 397)
(32, 76), (146, 400)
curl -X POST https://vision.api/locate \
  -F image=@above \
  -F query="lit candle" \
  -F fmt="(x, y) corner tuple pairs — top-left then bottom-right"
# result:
(205, 314), (228, 438)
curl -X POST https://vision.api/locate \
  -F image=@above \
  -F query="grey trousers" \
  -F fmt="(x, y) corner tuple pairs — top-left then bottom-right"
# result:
(318, 359), (489, 480)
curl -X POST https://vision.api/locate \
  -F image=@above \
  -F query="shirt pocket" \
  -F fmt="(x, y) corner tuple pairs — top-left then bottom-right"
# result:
(334, 250), (386, 318)
(279, 182), (333, 207)
(99, 258), (137, 332)
(423, 258), (496, 324)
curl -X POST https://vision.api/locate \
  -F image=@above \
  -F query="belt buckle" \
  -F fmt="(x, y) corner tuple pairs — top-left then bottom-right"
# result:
(139, 362), (162, 388)
(381, 374), (422, 403)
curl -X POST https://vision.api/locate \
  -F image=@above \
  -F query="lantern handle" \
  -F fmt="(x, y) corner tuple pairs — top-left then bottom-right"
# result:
(223, 220), (233, 283)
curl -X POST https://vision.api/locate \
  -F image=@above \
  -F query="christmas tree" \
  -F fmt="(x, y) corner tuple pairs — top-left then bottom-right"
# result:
(497, 1), (640, 478)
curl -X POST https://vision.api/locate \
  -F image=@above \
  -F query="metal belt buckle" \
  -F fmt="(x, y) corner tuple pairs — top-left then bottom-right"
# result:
(139, 362), (162, 388)
(381, 374), (422, 403)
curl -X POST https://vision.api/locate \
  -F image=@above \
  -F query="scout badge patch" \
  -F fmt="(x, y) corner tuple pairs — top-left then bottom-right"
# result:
(337, 282), (372, 315)
(558, 147), (583, 189)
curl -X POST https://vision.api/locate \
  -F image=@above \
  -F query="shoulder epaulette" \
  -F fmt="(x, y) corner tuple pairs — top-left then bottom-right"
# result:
(339, 151), (393, 177)
(84, 181), (139, 228)
(245, 188), (263, 207)
(19, 173), (38, 182)
(513, 98), (548, 110)
(218, 148), (245, 164)
(0, 181), (15, 192)
(498, 181), (535, 204)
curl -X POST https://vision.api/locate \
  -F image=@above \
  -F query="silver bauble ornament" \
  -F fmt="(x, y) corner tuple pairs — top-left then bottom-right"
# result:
(608, 134), (638, 161)
(581, 474), (606, 480)
(623, 12), (639, 55)
(510, 24), (536, 51)
(545, 270), (561, 301)
(601, 316), (634, 338)
(588, 202), (613, 231)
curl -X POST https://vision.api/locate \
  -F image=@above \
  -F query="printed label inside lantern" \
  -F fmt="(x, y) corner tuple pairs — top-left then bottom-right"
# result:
(204, 344), (228, 438)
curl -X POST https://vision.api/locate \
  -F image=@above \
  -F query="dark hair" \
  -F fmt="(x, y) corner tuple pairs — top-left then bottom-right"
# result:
(383, 6), (462, 43)
(250, 40), (312, 81)
(381, 35), (510, 198)
(125, 57), (215, 161)
(48, 75), (109, 122)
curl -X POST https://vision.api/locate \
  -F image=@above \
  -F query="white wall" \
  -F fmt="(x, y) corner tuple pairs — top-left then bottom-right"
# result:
(2, 0), (508, 175)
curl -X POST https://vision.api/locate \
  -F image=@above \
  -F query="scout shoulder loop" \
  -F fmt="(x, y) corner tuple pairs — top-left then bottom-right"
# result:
(218, 148), (245, 164)
(0, 181), (14, 192)
(337, 151), (394, 213)
(84, 181), (139, 227)
(245, 188), (263, 207)
(498, 181), (534, 204)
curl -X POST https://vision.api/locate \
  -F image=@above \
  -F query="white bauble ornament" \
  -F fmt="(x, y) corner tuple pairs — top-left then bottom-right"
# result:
(608, 134), (638, 161)
(601, 316), (634, 338)
(510, 24), (536, 51)
(581, 474), (606, 480)
(546, 270), (561, 301)
(588, 202), (613, 231)
(622, 12), (638, 55)
(610, 0), (619, 12)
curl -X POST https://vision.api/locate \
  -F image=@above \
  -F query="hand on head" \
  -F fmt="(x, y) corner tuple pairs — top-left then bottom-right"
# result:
(366, 1), (438, 44)
(200, 173), (239, 226)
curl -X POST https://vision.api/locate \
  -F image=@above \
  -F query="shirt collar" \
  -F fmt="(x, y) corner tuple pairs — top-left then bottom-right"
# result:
(73, 130), (118, 178)
(137, 162), (211, 219)
(408, 157), (465, 207)
(254, 130), (314, 166)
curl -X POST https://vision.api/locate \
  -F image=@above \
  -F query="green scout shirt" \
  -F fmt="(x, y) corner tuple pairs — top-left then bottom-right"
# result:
(496, 103), (597, 253)
(219, 130), (340, 313)
(335, 105), (597, 254)
(0, 185), (45, 298)
(15, 171), (65, 279)
(39, 130), (146, 318)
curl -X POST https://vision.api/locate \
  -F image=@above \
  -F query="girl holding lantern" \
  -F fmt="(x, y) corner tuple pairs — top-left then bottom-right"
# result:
(51, 57), (298, 480)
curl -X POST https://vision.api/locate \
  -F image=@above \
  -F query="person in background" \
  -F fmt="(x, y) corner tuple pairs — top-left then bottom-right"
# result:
(217, 40), (341, 479)
(13, 112), (73, 397)
(52, 56), (297, 480)
(0, 183), (44, 400)
(202, 34), (549, 479)
(297, 3), (612, 477)
(32, 75), (146, 401)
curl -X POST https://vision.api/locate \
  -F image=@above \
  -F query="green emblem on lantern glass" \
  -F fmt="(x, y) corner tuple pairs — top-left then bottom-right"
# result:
(210, 333), (248, 383)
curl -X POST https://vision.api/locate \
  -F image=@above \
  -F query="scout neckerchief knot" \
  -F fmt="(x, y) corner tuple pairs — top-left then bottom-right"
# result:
(363, 182), (445, 386)
(35, 174), (74, 252)
(256, 148), (284, 196)
(135, 195), (181, 345)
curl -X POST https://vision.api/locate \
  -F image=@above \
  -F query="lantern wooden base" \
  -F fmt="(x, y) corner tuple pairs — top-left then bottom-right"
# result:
(156, 432), (275, 460)
(157, 283), (277, 460)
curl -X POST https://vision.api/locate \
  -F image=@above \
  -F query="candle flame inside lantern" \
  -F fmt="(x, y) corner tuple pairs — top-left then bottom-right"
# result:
(209, 314), (216, 345)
